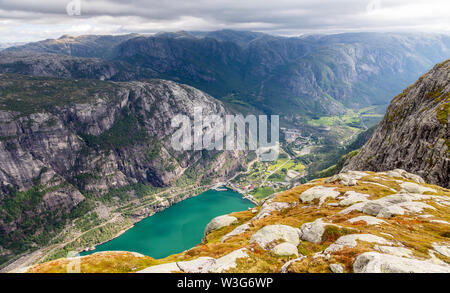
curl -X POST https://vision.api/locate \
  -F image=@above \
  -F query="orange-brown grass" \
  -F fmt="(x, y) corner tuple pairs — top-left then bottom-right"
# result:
(230, 243), (289, 273)
(26, 252), (158, 273)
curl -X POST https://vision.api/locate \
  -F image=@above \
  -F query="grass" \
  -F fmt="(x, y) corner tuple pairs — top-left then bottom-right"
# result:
(249, 187), (275, 200)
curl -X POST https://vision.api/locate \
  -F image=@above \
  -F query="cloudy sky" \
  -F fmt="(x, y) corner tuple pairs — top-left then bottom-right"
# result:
(0, 0), (449, 42)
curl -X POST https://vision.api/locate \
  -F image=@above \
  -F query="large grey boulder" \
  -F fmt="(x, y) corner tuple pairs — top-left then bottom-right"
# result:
(209, 248), (248, 273)
(353, 252), (450, 273)
(299, 186), (340, 206)
(250, 225), (301, 250)
(299, 218), (329, 244)
(373, 245), (413, 257)
(377, 201), (436, 218)
(347, 216), (387, 225)
(329, 263), (345, 273)
(138, 257), (217, 273)
(325, 171), (367, 186)
(271, 242), (299, 257)
(324, 234), (393, 253)
(400, 182), (436, 194)
(339, 191), (370, 206)
(204, 215), (238, 237)
(138, 262), (181, 273)
(432, 243), (450, 257)
(385, 169), (425, 184)
(253, 201), (292, 220)
(361, 195), (406, 216)
(221, 223), (251, 243)
(177, 257), (216, 273)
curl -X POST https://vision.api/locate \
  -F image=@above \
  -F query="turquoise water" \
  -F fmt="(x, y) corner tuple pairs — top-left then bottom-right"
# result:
(81, 188), (253, 259)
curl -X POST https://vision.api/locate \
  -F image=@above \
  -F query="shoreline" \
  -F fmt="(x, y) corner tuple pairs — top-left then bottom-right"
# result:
(80, 183), (255, 256)
(2, 179), (256, 272)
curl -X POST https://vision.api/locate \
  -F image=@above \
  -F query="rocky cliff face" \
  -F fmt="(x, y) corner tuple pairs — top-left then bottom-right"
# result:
(0, 74), (244, 258)
(344, 60), (450, 188)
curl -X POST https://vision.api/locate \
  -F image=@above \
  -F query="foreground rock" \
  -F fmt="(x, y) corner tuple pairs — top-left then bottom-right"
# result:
(204, 215), (238, 237)
(250, 225), (300, 250)
(353, 252), (450, 273)
(209, 249), (249, 273)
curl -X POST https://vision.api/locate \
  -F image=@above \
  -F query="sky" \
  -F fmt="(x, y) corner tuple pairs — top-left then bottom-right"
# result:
(0, 0), (449, 43)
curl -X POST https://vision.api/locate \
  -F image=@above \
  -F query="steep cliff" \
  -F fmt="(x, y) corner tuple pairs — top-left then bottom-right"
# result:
(0, 74), (244, 264)
(344, 60), (450, 188)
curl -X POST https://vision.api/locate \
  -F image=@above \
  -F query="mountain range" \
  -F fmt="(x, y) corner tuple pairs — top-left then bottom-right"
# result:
(4, 30), (450, 120)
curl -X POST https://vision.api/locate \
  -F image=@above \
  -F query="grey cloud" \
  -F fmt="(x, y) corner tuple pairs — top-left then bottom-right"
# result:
(0, 0), (449, 42)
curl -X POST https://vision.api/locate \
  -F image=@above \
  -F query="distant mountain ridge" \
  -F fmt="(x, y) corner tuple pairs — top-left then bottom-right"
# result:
(5, 31), (450, 119)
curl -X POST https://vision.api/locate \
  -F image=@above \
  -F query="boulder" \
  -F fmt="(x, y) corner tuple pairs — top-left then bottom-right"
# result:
(299, 218), (328, 244)
(400, 182), (436, 194)
(385, 169), (425, 184)
(250, 225), (300, 250)
(209, 249), (248, 273)
(324, 234), (393, 253)
(299, 186), (340, 206)
(361, 195), (406, 216)
(339, 191), (370, 206)
(271, 242), (299, 257)
(326, 174), (357, 186)
(432, 243), (450, 257)
(353, 252), (450, 273)
(221, 223), (251, 243)
(204, 215), (238, 237)
(377, 201), (435, 218)
(338, 202), (366, 214)
(177, 257), (216, 273)
(326, 171), (368, 186)
(138, 262), (180, 273)
(253, 201), (292, 220)
(347, 216), (387, 225)
(373, 245), (413, 257)
(329, 263), (344, 273)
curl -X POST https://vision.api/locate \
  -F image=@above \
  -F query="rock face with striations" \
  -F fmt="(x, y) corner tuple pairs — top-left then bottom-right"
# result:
(344, 60), (450, 188)
(0, 74), (244, 256)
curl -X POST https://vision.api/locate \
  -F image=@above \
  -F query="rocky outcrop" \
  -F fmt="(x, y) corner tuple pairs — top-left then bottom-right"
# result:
(353, 252), (450, 273)
(271, 242), (299, 257)
(344, 60), (450, 188)
(250, 225), (300, 250)
(299, 186), (340, 206)
(0, 74), (244, 257)
(204, 215), (238, 237)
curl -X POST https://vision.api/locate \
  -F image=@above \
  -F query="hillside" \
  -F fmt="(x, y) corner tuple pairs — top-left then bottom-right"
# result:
(344, 60), (450, 188)
(0, 74), (244, 268)
(19, 169), (450, 273)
